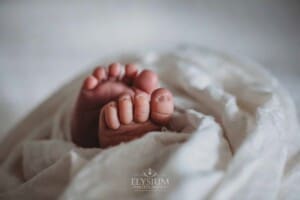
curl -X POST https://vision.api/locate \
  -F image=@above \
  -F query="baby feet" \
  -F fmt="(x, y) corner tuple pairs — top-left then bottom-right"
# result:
(99, 88), (174, 148)
(71, 63), (161, 147)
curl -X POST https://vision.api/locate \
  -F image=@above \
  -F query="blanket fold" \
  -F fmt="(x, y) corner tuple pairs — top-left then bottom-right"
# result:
(0, 47), (299, 200)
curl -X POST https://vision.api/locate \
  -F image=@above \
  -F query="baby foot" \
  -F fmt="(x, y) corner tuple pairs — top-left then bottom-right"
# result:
(71, 63), (159, 147)
(99, 88), (174, 148)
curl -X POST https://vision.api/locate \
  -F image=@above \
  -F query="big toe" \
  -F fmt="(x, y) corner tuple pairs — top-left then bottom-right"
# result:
(134, 70), (158, 94)
(150, 88), (174, 125)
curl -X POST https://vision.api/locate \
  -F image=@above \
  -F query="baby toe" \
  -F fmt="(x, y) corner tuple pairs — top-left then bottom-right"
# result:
(118, 94), (133, 124)
(83, 75), (98, 90)
(104, 101), (120, 130)
(123, 63), (138, 84)
(108, 63), (121, 79)
(133, 70), (158, 94)
(134, 92), (150, 123)
(93, 66), (107, 81)
(150, 88), (174, 125)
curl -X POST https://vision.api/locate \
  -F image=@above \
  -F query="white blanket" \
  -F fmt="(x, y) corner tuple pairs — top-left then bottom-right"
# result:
(0, 47), (299, 200)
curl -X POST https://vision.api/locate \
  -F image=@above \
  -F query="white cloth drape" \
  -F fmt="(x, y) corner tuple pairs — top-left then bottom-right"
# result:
(1, 47), (299, 200)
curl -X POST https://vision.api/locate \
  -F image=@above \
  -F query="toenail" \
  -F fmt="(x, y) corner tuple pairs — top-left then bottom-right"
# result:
(109, 102), (116, 107)
(120, 95), (131, 101)
(156, 95), (169, 102)
(135, 94), (149, 102)
(136, 94), (145, 99)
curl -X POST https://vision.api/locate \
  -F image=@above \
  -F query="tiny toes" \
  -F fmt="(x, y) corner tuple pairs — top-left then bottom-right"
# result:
(83, 76), (98, 90)
(134, 92), (150, 123)
(150, 88), (174, 125)
(104, 102), (120, 130)
(108, 63), (121, 79)
(125, 64), (138, 77)
(93, 67), (107, 81)
(123, 64), (138, 84)
(118, 94), (133, 124)
(134, 70), (158, 94)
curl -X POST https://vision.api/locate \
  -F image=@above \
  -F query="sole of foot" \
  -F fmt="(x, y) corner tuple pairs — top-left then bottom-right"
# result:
(71, 63), (159, 147)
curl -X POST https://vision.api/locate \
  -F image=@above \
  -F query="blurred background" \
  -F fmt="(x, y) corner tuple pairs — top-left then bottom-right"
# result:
(0, 0), (299, 139)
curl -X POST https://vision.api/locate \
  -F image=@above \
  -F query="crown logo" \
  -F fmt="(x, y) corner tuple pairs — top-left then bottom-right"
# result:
(143, 168), (158, 177)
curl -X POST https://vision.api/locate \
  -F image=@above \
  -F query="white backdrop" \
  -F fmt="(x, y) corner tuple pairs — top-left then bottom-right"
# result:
(0, 0), (299, 138)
